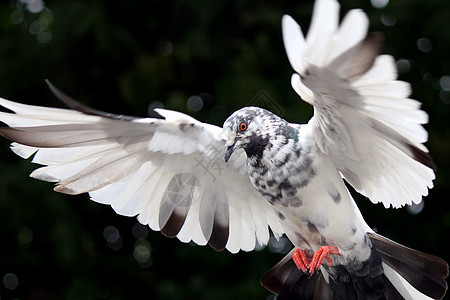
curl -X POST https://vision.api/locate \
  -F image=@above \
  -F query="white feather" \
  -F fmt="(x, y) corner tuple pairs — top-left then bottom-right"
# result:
(0, 97), (284, 253)
(383, 263), (433, 300)
(324, 9), (368, 65)
(282, 3), (434, 208)
(304, 0), (339, 67)
(10, 142), (37, 159)
(282, 15), (306, 74)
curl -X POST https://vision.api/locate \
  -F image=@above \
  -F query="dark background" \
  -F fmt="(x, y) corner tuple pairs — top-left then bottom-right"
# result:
(0, 0), (449, 299)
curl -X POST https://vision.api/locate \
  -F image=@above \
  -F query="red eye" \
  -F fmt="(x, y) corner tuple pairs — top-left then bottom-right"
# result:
(239, 122), (248, 131)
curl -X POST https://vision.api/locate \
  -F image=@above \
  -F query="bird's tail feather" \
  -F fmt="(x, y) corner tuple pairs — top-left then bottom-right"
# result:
(369, 232), (448, 300)
(261, 233), (448, 299)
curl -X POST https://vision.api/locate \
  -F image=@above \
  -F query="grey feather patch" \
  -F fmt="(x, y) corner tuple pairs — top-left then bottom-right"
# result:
(199, 186), (230, 251)
(161, 212), (187, 238)
(178, 123), (195, 131)
(371, 118), (436, 171)
(208, 193), (229, 251)
(328, 186), (341, 204)
(0, 123), (152, 148)
(307, 221), (320, 233)
(329, 32), (383, 82)
(278, 179), (297, 198)
(287, 196), (302, 207)
(350, 225), (357, 236)
(307, 218), (328, 230)
(159, 173), (200, 233)
(341, 168), (362, 192)
(208, 220), (229, 252)
(409, 143), (436, 171)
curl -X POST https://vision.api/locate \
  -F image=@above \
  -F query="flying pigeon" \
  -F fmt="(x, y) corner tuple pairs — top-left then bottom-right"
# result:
(0, 0), (448, 299)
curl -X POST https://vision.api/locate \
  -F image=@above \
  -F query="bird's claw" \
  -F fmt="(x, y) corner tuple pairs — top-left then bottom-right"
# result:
(293, 248), (312, 273)
(292, 246), (341, 274)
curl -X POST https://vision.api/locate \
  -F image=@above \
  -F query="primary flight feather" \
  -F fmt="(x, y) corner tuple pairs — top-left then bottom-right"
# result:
(0, 0), (447, 299)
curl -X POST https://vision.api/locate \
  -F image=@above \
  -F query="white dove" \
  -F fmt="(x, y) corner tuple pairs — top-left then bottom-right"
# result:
(0, 0), (447, 299)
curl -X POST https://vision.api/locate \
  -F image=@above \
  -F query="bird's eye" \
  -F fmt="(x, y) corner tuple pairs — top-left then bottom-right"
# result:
(239, 122), (248, 131)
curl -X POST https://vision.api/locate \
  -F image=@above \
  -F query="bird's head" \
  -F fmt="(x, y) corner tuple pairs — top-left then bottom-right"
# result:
(222, 107), (285, 162)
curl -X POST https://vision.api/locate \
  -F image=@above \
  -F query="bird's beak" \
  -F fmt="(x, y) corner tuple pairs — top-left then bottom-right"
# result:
(224, 142), (236, 163)
(223, 128), (237, 163)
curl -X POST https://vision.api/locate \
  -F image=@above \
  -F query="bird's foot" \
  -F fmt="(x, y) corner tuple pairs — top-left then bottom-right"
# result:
(292, 248), (312, 273)
(308, 246), (340, 274)
(293, 246), (341, 274)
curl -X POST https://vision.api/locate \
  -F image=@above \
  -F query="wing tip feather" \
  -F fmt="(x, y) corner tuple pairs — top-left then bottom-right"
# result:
(409, 143), (437, 171)
(46, 80), (137, 121)
(161, 212), (187, 238)
(207, 222), (229, 252)
(54, 184), (79, 195)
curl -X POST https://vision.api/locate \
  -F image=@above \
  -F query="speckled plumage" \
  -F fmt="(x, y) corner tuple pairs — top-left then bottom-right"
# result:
(224, 108), (315, 207)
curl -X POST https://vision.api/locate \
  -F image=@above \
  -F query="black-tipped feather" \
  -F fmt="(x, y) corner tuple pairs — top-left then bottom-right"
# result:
(207, 197), (230, 251)
(369, 232), (448, 299)
(161, 212), (187, 238)
(207, 222), (229, 251)
(45, 80), (138, 121)
(329, 32), (383, 82)
(368, 233), (448, 278)
(409, 144), (437, 171)
(261, 249), (301, 295)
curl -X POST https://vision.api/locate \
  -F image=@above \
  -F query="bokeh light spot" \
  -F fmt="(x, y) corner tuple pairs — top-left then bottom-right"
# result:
(439, 90), (450, 104)
(380, 14), (396, 26)
(406, 200), (425, 215)
(187, 95), (203, 112)
(439, 75), (450, 91)
(10, 10), (24, 25)
(371, 0), (389, 9)
(24, 0), (44, 14)
(3, 273), (19, 290)
(103, 225), (123, 251)
(396, 59), (411, 74)
(156, 41), (173, 56)
(11, 1), (52, 43)
(134, 239), (152, 267)
(17, 226), (33, 248)
(37, 30), (52, 43)
(417, 38), (432, 53)
(29, 20), (43, 35)
(103, 225), (120, 243)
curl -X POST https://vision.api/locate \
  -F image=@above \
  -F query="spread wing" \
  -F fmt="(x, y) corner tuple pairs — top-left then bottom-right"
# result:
(0, 84), (283, 253)
(282, 0), (435, 208)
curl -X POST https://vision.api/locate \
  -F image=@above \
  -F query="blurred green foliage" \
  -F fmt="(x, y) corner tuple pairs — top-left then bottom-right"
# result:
(0, 0), (449, 299)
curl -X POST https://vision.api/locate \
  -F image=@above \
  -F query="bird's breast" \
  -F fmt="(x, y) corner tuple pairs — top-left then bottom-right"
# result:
(246, 144), (372, 263)
(246, 141), (316, 208)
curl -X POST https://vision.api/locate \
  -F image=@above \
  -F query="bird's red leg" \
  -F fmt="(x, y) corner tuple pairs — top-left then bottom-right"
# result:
(292, 248), (312, 273)
(308, 246), (340, 273)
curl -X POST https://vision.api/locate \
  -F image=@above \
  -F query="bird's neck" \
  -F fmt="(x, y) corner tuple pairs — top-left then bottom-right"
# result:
(246, 123), (301, 171)
(245, 134), (270, 160)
